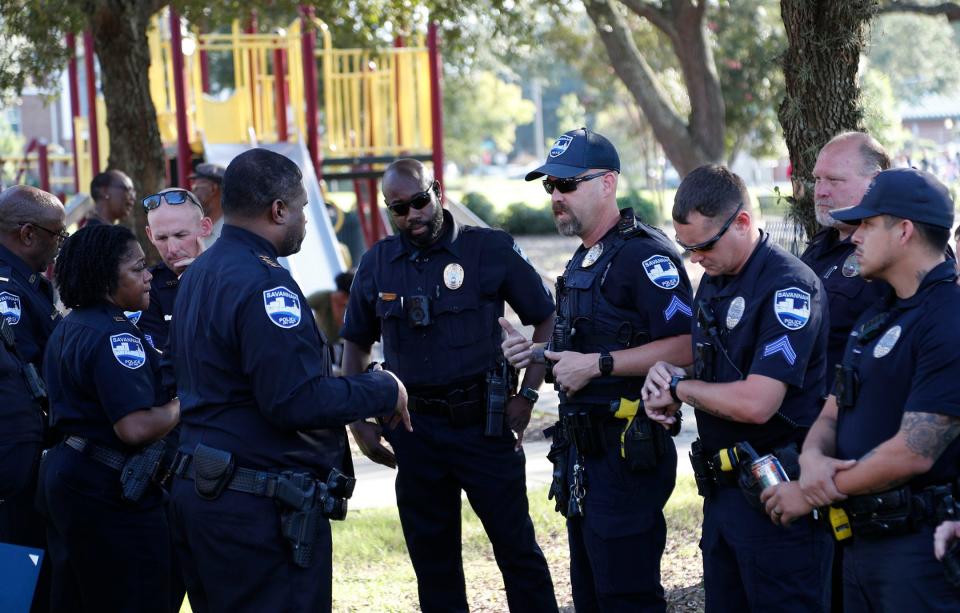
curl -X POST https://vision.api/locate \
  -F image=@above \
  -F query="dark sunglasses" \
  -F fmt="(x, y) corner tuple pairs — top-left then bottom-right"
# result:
(19, 222), (69, 242)
(676, 203), (743, 253)
(142, 189), (203, 212)
(542, 171), (609, 195)
(386, 181), (438, 216)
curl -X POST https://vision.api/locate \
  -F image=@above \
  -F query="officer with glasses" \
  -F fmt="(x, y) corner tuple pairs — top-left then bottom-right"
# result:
(341, 158), (559, 612)
(84, 170), (135, 227)
(0, 185), (66, 613)
(503, 128), (694, 611)
(641, 165), (832, 611)
(138, 188), (212, 351)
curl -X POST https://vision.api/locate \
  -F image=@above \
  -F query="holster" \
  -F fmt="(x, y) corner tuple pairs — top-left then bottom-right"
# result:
(544, 422), (571, 516)
(277, 471), (323, 568)
(621, 415), (664, 472)
(737, 443), (800, 510)
(192, 444), (235, 500)
(485, 360), (515, 437)
(120, 440), (167, 503)
(689, 439), (718, 498)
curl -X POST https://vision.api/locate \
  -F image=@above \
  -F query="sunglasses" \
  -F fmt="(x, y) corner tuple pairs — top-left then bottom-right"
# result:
(142, 189), (204, 212)
(542, 171), (609, 195)
(386, 181), (438, 216)
(676, 203), (743, 253)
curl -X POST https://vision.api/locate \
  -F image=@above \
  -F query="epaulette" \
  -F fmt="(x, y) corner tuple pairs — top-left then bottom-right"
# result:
(257, 253), (283, 269)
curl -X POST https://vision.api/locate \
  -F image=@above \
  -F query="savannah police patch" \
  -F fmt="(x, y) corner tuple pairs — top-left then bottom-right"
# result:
(0, 291), (21, 325)
(263, 286), (301, 329)
(642, 255), (680, 290)
(773, 287), (811, 330)
(549, 135), (573, 158)
(124, 310), (142, 325)
(110, 333), (146, 369)
(726, 297), (746, 329)
(873, 325), (901, 358)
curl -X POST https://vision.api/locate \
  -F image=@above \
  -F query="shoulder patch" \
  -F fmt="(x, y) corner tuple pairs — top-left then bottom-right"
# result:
(512, 241), (533, 266)
(773, 287), (811, 330)
(642, 255), (680, 290)
(124, 310), (142, 325)
(263, 286), (301, 328)
(110, 333), (146, 369)
(258, 254), (282, 269)
(762, 334), (797, 366)
(0, 291), (21, 325)
(663, 294), (692, 322)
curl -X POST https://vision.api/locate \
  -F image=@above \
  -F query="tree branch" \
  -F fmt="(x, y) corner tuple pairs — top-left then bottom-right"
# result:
(876, 1), (960, 21)
(620, 0), (676, 38)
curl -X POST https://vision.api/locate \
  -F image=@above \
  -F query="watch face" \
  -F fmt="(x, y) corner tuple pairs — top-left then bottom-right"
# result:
(600, 354), (613, 375)
(521, 388), (539, 403)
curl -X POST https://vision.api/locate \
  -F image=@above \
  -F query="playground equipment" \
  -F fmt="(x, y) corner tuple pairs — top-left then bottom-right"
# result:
(20, 8), (446, 294)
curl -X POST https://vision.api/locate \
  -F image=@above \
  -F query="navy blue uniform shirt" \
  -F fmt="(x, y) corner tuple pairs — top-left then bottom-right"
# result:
(0, 338), (44, 445)
(341, 211), (554, 388)
(43, 302), (167, 451)
(170, 225), (398, 474)
(801, 227), (889, 374)
(0, 243), (60, 367)
(137, 263), (178, 351)
(836, 260), (960, 487)
(693, 231), (828, 453)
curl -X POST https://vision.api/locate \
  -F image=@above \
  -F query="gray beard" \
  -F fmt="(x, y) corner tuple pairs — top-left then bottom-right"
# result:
(554, 211), (583, 237)
(815, 205), (843, 230)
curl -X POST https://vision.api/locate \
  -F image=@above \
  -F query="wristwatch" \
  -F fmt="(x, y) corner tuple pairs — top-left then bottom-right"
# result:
(599, 350), (614, 376)
(519, 387), (539, 404)
(669, 374), (687, 404)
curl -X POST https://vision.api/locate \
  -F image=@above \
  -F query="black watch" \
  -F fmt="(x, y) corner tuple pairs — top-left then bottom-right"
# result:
(519, 387), (539, 404)
(669, 375), (687, 404)
(599, 351), (614, 376)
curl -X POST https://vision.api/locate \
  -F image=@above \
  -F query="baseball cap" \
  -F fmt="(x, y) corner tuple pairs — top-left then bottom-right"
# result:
(525, 128), (620, 181)
(189, 163), (226, 184)
(831, 167), (955, 229)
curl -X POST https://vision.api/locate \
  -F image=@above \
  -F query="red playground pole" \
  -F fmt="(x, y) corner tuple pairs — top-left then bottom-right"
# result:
(170, 7), (192, 188)
(427, 21), (444, 201)
(82, 31), (100, 176)
(66, 33), (81, 192)
(38, 142), (50, 192)
(300, 6), (320, 178)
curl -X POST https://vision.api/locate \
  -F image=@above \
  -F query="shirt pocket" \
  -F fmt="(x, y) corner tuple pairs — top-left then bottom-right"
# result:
(434, 294), (488, 348)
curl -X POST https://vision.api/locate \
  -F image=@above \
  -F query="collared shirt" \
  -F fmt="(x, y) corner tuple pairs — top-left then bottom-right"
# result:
(170, 225), (397, 473)
(0, 242), (61, 367)
(801, 227), (889, 374)
(692, 231), (828, 453)
(341, 211), (555, 389)
(44, 302), (166, 451)
(138, 263), (178, 351)
(836, 260), (960, 486)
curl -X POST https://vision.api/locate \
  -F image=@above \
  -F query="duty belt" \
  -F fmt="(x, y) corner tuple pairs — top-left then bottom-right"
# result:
(842, 482), (958, 539)
(408, 381), (484, 419)
(65, 435), (126, 470)
(172, 452), (303, 500)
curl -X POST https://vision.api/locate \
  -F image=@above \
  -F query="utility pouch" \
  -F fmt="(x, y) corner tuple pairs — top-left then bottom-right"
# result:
(192, 444), (236, 500)
(545, 422), (571, 516)
(120, 440), (166, 503)
(844, 486), (914, 538)
(689, 439), (717, 498)
(278, 472), (323, 568)
(621, 415), (659, 472)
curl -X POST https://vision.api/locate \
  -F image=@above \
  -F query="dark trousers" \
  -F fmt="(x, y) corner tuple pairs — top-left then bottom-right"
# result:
(169, 477), (332, 613)
(566, 436), (677, 613)
(384, 412), (558, 613)
(701, 485), (832, 612)
(843, 526), (960, 612)
(0, 441), (49, 613)
(39, 443), (171, 613)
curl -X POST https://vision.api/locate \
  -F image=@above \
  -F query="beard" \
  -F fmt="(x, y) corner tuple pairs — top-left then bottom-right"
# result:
(279, 224), (306, 257)
(814, 201), (843, 229)
(404, 204), (445, 247)
(554, 205), (583, 237)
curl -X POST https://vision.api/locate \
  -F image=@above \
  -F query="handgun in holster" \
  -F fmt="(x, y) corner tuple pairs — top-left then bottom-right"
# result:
(689, 439), (718, 497)
(544, 422), (571, 516)
(277, 467), (355, 568)
(120, 440), (167, 503)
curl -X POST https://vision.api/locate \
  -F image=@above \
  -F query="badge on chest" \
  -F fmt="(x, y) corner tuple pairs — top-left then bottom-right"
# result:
(582, 243), (604, 268)
(443, 263), (464, 290)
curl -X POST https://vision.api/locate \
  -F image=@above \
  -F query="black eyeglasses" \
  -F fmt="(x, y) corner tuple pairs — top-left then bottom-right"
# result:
(20, 222), (69, 242)
(386, 181), (438, 216)
(676, 203), (743, 253)
(542, 171), (609, 195)
(142, 189), (203, 212)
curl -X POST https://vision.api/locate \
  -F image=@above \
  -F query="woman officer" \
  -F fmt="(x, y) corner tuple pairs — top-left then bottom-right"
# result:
(38, 224), (179, 612)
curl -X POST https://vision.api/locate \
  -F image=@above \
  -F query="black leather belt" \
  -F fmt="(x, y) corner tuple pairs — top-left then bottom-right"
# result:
(65, 435), (126, 471)
(172, 453), (299, 499)
(408, 381), (485, 418)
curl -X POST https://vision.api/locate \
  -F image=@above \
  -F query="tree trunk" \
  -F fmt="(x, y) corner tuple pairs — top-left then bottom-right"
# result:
(778, 1), (878, 238)
(582, 0), (724, 176)
(88, 0), (166, 255)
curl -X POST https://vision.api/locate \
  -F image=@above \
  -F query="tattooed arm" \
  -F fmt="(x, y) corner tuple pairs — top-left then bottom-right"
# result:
(670, 374), (788, 424)
(833, 411), (960, 496)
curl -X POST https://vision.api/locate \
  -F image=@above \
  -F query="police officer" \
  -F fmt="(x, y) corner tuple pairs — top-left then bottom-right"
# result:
(139, 187), (212, 350)
(188, 163), (225, 247)
(766, 168), (960, 611)
(642, 165), (832, 611)
(39, 224), (180, 612)
(168, 148), (407, 612)
(341, 158), (558, 613)
(802, 131), (890, 374)
(83, 170), (135, 226)
(504, 128), (694, 612)
(0, 185), (66, 612)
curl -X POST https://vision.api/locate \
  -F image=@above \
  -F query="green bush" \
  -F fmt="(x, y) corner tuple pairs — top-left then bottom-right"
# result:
(460, 192), (500, 227)
(617, 190), (661, 225)
(500, 201), (556, 235)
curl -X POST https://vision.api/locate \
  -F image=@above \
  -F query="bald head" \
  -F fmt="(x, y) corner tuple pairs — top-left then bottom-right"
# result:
(383, 159), (434, 192)
(823, 132), (890, 177)
(0, 185), (64, 232)
(0, 185), (67, 271)
(382, 159), (444, 247)
(814, 132), (890, 233)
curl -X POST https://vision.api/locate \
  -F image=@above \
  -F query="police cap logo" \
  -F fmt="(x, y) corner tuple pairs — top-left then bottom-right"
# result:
(773, 287), (811, 330)
(110, 333), (146, 369)
(124, 310), (142, 325)
(642, 255), (680, 290)
(263, 286), (301, 329)
(873, 325), (901, 358)
(549, 135), (573, 158)
(0, 291), (21, 325)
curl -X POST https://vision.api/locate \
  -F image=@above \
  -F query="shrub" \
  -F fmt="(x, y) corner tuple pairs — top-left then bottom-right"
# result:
(500, 201), (556, 235)
(460, 192), (500, 227)
(617, 189), (661, 225)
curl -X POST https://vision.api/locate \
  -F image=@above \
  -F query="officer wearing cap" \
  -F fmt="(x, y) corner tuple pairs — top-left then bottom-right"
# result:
(642, 165), (832, 611)
(341, 158), (558, 612)
(765, 168), (960, 611)
(189, 163), (225, 247)
(503, 128), (694, 611)
(168, 148), (408, 612)
(138, 188), (212, 351)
